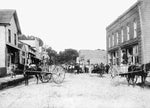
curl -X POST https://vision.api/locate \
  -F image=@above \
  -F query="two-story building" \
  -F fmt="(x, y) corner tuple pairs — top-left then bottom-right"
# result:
(20, 38), (40, 58)
(18, 40), (38, 66)
(0, 9), (21, 76)
(20, 38), (42, 64)
(106, 0), (150, 66)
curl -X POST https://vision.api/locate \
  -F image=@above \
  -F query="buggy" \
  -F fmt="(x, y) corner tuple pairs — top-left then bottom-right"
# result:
(109, 63), (150, 86)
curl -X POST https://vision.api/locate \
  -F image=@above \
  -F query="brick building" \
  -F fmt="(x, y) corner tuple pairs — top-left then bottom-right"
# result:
(106, 0), (150, 66)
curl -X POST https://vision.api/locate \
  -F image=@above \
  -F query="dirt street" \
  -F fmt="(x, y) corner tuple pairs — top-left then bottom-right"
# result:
(0, 73), (150, 108)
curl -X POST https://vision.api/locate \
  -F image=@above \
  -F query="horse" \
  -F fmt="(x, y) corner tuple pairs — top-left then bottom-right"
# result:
(92, 65), (103, 77)
(74, 64), (83, 74)
(127, 64), (141, 85)
(127, 63), (150, 85)
(141, 63), (150, 84)
(24, 64), (42, 85)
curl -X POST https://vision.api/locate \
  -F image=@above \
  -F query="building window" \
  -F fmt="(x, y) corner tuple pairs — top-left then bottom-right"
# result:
(14, 34), (17, 45)
(121, 28), (124, 43)
(127, 25), (130, 41)
(8, 29), (11, 43)
(112, 34), (114, 46)
(133, 45), (139, 64)
(112, 51), (119, 65)
(108, 36), (111, 48)
(108, 53), (111, 64)
(133, 21), (137, 38)
(116, 32), (118, 45)
(113, 52), (115, 65)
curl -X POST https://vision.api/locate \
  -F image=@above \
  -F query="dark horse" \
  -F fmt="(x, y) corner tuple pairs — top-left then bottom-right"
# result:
(92, 65), (103, 77)
(128, 62), (150, 85)
(24, 64), (42, 85)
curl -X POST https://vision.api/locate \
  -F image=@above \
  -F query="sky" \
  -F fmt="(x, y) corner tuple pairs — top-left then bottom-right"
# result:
(1, 0), (137, 52)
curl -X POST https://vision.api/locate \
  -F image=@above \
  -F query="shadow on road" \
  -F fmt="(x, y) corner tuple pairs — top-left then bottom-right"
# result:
(0, 76), (33, 91)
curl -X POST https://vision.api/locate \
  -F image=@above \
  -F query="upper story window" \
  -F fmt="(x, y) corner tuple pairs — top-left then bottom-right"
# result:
(127, 25), (130, 41)
(8, 29), (11, 43)
(112, 34), (114, 46)
(121, 28), (124, 43)
(133, 20), (137, 38)
(116, 32), (118, 45)
(108, 36), (111, 48)
(14, 34), (17, 45)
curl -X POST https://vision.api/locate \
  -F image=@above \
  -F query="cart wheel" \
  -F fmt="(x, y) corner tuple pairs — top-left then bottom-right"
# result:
(52, 65), (65, 84)
(40, 73), (52, 83)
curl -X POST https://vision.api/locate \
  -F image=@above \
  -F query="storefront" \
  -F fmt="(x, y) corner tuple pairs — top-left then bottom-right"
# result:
(6, 44), (20, 67)
(108, 43), (139, 66)
(108, 48), (119, 65)
(120, 43), (139, 65)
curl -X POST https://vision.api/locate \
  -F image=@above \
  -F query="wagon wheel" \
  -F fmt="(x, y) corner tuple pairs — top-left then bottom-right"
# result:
(52, 65), (65, 84)
(40, 73), (52, 83)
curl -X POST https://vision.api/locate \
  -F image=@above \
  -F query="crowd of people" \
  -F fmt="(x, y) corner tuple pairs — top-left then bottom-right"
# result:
(7, 57), (111, 78)
(63, 63), (110, 76)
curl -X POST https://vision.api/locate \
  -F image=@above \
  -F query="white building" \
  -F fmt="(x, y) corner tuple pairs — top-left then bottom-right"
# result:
(20, 38), (41, 61)
(78, 49), (106, 65)
(0, 9), (21, 76)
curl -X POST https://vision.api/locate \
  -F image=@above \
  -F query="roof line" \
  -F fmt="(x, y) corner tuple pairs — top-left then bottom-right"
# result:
(106, 1), (141, 30)
(13, 10), (22, 34)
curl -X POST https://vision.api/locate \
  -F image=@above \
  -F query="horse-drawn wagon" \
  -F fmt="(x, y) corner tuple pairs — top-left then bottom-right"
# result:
(11, 63), (66, 85)
(109, 63), (150, 86)
(24, 64), (66, 85)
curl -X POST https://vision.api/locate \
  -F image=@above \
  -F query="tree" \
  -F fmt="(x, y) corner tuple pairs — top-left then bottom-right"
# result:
(46, 47), (58, 64)
(57, 49), (79, 64)
(45, 47), (79, 64)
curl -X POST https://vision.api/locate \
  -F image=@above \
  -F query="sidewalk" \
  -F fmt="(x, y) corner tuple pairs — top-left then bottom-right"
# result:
(0, 75), (25, 90)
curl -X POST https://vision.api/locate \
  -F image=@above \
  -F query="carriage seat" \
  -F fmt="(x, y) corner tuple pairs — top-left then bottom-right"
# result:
(27, 64), (42, 71)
